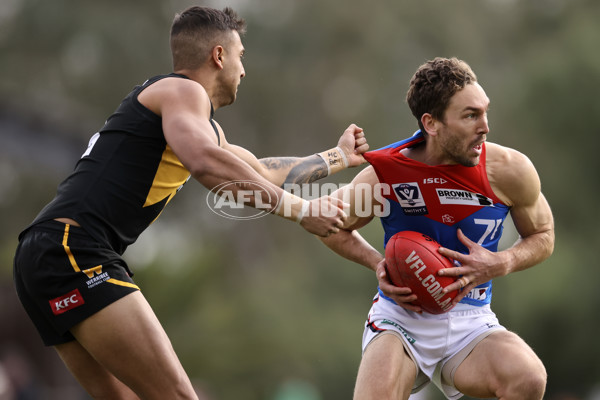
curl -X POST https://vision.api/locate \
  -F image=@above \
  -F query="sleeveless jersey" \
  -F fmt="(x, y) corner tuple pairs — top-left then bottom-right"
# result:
(364, 131), (510, 307)
(23, 73), (220, 255)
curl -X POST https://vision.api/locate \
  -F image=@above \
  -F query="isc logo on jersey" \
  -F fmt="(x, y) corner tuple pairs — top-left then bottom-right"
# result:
(436, 189), (494, 207)
(423, 177), (447, 185)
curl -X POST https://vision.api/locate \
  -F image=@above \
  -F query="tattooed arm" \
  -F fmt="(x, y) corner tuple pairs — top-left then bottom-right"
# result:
(258, 156), (329, 186)
(222, 124), (369, 187)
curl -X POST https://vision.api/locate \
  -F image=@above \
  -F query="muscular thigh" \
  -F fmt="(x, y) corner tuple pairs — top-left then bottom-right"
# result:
(453, 330), (544, 397)
(69, 291), (190, 397)
(355, 332), (417, 400)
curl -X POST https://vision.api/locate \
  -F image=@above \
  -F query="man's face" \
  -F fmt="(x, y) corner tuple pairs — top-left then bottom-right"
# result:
(436, 83), (490, 167)
(218, 30), (246, 107)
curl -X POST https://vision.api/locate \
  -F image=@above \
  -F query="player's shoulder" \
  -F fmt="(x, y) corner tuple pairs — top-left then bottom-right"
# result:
(351, 165), (379, 186)
(139, 75), (210, 116)
(147, 75), (208, 100)
(486, 142), (536, 177)
(486, 142), (540, 207)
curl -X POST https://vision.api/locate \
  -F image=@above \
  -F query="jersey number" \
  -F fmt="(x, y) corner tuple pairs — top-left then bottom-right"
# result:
(81, 132), (100, 158)
(473, 218), (502, 245)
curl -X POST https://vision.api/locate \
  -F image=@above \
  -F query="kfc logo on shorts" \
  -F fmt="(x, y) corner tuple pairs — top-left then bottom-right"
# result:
(50, 289), (85, 315)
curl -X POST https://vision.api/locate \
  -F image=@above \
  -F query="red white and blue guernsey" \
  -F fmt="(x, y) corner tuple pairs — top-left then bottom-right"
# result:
(364, 131), (511, 307)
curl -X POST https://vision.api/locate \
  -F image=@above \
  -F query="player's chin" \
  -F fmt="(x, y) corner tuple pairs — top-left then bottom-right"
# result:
(462, 154), (480, 167)
(223, 91), (238, 106)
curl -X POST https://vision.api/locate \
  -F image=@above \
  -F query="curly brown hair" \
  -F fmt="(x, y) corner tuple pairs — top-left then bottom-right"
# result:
(170, 6), (246, 70)
(406, 57), (477, 132)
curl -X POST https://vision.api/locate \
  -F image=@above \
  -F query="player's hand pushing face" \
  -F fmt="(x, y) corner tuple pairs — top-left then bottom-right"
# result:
(300, 196), (348, 237)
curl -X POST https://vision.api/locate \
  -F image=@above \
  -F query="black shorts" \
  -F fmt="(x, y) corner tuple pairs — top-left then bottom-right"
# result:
(13, 220), (139, 346)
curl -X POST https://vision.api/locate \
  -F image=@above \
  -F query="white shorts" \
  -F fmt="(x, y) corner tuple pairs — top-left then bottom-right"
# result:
(362, 292), (506, 399)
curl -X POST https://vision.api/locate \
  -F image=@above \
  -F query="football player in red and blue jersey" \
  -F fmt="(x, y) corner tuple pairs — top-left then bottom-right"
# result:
(320, 57), (554, 400)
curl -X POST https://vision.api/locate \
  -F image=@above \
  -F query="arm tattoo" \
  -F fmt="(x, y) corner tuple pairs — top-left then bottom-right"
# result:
(259, 155), (328, 187)
(259, 157), (297, 170)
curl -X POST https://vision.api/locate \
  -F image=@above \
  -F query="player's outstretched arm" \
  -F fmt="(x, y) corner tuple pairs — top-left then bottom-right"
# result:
(224, 124), (369, 187)
(318, 167), (382, 269)
(317, 167), (422, 312)
(146, 77), (347, 237)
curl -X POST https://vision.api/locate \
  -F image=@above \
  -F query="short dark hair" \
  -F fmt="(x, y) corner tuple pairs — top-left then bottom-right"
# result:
(406, 57), (477, 132)
(170, 6), (246, 70)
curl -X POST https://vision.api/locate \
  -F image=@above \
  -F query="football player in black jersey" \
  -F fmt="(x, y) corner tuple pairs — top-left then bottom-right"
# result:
(14, 6), (369, 399)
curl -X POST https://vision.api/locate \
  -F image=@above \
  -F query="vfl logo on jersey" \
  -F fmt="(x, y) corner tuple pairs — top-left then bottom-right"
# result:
(436, 189), (494, 207)
(49, 289), (85, 315)
(392, 183), (428, 216)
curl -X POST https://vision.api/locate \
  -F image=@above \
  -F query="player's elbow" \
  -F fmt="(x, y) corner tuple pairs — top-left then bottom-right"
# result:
(188, 161), (212, 181)
(534, 226), (555, 264)
(542, 228), (555, 259)
(186, 146), (225, 184)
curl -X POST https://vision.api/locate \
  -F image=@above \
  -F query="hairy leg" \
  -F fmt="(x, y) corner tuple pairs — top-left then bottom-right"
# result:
(57, 291), (197, 400)
(354, 332), (417, 400)
(453, 330), (546, 400)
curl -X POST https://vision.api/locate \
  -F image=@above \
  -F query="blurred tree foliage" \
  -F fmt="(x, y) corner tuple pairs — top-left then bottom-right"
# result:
(1, 0), (598, 398)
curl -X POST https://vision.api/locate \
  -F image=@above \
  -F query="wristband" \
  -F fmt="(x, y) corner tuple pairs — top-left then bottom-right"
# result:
(273, 191), (310, 223)
(316, 146), (348, 175)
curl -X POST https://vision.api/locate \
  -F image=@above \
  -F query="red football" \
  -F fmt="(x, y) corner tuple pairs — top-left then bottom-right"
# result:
(384, 231), (458, 314)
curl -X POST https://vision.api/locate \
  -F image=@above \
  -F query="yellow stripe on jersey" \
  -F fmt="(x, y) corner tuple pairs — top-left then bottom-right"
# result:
(62, 224), (81, 273)
(144, 145), (190, 208)
(107, 278), (140, 290)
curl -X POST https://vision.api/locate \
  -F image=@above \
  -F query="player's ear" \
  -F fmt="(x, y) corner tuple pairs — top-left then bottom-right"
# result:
(421, 113), (439, 137)
(212, 46), (225, 69)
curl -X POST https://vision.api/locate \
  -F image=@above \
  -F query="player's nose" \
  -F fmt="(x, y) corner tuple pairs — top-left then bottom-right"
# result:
(478, 114), (489, 135)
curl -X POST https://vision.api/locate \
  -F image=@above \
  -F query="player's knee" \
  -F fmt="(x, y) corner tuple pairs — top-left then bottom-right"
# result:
(85, 386), (139, 400)
(157, 376), (197, 399)
(354, 370), (404, 400)
(354, 383), (399, 400)
(504, 364), (547, 400)
(520, 367), (547, 399)
(130, 369), (196, 400)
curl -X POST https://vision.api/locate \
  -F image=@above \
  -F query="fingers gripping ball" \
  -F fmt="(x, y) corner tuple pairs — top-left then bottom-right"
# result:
(384, 231), (458, 314)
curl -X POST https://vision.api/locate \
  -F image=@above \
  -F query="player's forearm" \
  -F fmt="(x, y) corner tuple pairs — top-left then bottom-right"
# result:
(259, 155), (328, 187)
(319, 229), (383, 272)
(192, 145), (285, 209)
(503, 228), (555, 275)
(260, 146), (348, 187)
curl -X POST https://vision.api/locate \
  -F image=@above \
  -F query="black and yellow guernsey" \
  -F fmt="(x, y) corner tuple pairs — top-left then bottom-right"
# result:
(24, 73), (219, 255)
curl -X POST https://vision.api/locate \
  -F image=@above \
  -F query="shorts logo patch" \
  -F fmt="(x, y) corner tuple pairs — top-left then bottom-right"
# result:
(83, 265), (110, 288)
(86, 271), (110, 288)
(381, 319), (416, 344)
(50, 288), (85, 315)
(82, 265), (103, 279)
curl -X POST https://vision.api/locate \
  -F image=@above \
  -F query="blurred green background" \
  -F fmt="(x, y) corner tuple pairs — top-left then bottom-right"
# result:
(1, 0), (599, 399)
